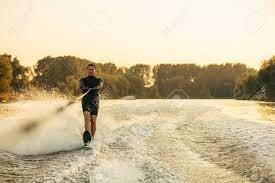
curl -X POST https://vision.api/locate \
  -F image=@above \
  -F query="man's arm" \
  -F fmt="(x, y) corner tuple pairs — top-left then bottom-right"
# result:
(95, 78), (103, 91)
(79, 79), (89, 93)
(98, 78), (103, 89)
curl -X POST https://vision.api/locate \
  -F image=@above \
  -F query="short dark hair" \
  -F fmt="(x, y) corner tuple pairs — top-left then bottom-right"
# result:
(87, 64), (96, 69)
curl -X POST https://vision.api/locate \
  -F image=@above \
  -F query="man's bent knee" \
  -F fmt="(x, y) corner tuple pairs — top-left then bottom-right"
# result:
(90, 115), (97, 121)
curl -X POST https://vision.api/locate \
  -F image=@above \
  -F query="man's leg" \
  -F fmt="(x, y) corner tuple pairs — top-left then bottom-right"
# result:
(83, 111), (92, 134)
(90, 115), (97, 138)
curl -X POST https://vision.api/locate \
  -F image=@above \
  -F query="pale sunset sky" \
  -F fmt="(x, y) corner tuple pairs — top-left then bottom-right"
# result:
(0, 0), (275, 68)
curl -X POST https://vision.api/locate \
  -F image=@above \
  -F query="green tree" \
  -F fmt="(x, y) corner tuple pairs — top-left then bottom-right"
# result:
(97, 63), (117, 74)
(11, 57), (30, 91)
(153, 64), (202, 97)
(127, 64), (151, 85)
(126, 75), (145, 98)
(33, 56), (95, 94)
(234, 73), (261, 100)
(100, 73), (130, 98)
(198, 63), (250, 98)
(258, 56), (275, 101)
(0, 54), (13, 100)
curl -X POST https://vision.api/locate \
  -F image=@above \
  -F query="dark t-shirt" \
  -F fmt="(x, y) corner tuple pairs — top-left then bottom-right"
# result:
(80, 76), (103, 99)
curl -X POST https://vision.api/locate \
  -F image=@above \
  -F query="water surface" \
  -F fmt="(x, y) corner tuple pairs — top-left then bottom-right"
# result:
(0, 99), (274, 182)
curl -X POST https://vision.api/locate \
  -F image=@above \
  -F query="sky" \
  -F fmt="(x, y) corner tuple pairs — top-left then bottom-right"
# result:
(0, 0), (275, 68)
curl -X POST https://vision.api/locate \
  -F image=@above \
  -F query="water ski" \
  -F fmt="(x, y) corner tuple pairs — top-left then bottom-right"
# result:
(83, 130), (91, 146)
(84, 143), (92, 148)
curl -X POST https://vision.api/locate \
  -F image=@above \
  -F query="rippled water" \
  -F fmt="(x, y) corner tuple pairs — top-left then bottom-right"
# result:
(0, 99), (274, 182)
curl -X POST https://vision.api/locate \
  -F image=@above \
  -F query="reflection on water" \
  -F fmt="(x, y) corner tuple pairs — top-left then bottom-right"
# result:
(212, 100), (275, 124)
(257, 103), (275, 122)
(0, 99), (274, 182)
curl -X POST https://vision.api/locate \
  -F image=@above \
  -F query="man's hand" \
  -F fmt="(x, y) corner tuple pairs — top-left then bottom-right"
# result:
(98, 80), (103, 91)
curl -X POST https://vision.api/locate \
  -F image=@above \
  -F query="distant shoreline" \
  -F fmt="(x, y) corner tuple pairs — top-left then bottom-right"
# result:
(1, 54), (274, 102)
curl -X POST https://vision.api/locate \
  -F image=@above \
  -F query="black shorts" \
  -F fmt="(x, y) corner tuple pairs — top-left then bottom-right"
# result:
(82, 97), (99, 116)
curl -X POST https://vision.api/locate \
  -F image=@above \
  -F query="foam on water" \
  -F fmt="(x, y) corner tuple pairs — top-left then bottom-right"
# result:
(0, 99), (274, 182)
(0, 100), (83, 155)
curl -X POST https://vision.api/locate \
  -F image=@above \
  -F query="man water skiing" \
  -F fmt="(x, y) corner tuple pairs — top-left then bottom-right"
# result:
(80, 64), (103, 145)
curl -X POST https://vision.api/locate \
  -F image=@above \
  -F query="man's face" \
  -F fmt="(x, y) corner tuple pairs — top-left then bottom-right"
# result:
(87, 66), (95, 76)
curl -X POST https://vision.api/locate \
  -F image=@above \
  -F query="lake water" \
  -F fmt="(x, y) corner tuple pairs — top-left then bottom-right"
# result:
(0, 99), (274, 182)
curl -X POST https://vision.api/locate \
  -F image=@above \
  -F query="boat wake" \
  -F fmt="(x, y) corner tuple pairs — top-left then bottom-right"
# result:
(0, 99), (274, 182)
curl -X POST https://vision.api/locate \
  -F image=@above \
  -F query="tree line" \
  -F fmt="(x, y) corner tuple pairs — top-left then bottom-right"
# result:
(0, 54), (274, 101)
(234, 56), (275, 101)
(0, 54), (31, 101)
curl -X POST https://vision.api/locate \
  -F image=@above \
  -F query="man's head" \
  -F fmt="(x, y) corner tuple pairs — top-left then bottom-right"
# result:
(87, 64), (96, 76)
